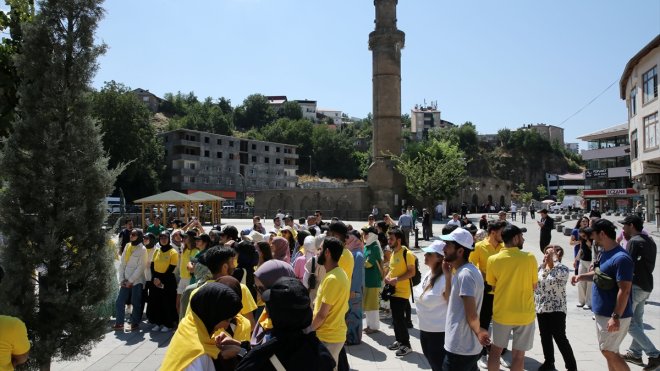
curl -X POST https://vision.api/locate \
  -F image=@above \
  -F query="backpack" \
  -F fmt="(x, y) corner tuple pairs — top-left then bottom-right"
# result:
(307, 257), (317, 290)
(402, 248), (422, 286)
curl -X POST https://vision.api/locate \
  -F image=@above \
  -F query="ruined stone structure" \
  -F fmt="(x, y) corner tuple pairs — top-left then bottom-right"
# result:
(367, 0), (406, 215)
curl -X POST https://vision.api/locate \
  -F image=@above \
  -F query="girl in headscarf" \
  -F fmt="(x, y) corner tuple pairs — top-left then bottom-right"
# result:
(143, 232), (158, 324)
(147, 231), (179, 332)
(233, 240), (259, 301)
(293, 235), (315, 280)
(251, 260), (296, 346)
(291, 230), (310, 265)
(114, 229), (147, 331)
(161, 282), (243, 371)
(303, 234), (326, 305)
(270, 237), (290, 264)
(279, 226), (297, 256)
(345, 230), (366, 345)
(362, 226), (383, 334)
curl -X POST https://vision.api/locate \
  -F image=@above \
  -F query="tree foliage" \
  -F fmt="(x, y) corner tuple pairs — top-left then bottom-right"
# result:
(91, 81), (165, 201)
(161, 92), (233, 135)
(393, 138), (467, 209)
(233, 93), (276, 131)
(536, 184), (548, 199)
(277, 100), (303, 120)
(557, 188), (566, 203)
(0, 0), (119, 368)
(0, 0), (35, 142)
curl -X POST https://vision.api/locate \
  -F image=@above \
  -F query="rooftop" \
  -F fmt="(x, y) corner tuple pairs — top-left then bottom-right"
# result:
(619, 34), (660, 99)
(576, 123), (628, 141)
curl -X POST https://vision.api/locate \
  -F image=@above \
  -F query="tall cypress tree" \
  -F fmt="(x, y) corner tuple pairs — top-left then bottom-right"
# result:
(0, 0), (118, 369)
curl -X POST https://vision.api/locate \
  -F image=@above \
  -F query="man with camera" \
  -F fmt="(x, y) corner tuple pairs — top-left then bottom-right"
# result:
(571, 219), (634, 371)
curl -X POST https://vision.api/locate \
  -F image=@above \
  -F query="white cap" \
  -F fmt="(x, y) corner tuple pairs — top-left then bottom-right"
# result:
(440, 228), (474, 250)
(421, 240), (446, 256)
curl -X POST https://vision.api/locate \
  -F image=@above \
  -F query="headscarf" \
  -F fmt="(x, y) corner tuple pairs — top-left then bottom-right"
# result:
(130, 229), (144, 246)
(144, 232), (157, 249)
(270, 237), (290, 263)
(254, 260), (296, 289)
(158, 231), (172, 252)
(215, 276), (242, 298)
(346, 232), (364, 252)
(302, 236), (316, 258)
(363, 229), (379, 247)
(190, 282), (243, 336)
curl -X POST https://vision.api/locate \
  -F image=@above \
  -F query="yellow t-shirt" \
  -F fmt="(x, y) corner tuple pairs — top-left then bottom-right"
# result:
(313, 267), (350, 343)
(486, 247), (538, 326)
(389, 248), (416, 299)
(0, 315), (30, 371)
(469, 239), (504, 274)
(338, 248), (354, 282)
(240, 283), (257, 316)
(152, 248), (179, 274)
(180, 248), (200, 279)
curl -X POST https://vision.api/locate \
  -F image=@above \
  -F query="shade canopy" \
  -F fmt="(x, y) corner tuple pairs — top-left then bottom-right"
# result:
(133, 190), (223, 227)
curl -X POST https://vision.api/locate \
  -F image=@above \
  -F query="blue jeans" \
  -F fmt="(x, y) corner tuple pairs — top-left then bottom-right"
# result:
(627, 285), (659, 358)
(115, 283), (143, 325)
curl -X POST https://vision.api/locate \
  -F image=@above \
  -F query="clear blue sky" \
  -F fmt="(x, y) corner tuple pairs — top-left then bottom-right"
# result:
(92, 0), (660, 145)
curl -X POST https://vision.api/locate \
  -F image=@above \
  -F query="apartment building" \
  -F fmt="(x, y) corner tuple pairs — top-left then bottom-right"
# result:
(295, 100), (317, 122)
(577, 123), (638, 213)
(161, 129), (298, 204)
(317, 109), (343, 126)
(621, 35), (660, 221)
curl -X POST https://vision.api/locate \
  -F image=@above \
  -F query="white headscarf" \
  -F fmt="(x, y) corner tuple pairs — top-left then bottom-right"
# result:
(302, 235), (316, 258)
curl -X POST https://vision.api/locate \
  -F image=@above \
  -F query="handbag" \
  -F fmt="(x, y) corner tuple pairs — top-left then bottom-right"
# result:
(593, 267), (617, 290)
(380, 284), (395, 301)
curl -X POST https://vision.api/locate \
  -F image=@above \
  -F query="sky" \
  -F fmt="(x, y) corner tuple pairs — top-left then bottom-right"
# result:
(48, 1), (660, 145)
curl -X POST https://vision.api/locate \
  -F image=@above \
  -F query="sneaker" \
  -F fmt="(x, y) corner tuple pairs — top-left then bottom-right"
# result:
(621, 351), (644, 366)
(537, 362), (555, 371)
(395, 345), (412, 357)
(151, 325), (161, 332)
(387, 341), (401, 350)
(160, 326), (171, 332)
(477, 355), (488, 369)
(644, 355), (660, 371)
(364, 328), (379, 334)
(576, 303), (585, 307)
(500, 357), (511, 368)
(583, 305), (591, 310)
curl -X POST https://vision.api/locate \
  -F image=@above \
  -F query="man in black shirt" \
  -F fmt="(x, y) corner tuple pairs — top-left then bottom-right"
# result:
(117, 218), (133, 255)
(619, 215), (659, 369)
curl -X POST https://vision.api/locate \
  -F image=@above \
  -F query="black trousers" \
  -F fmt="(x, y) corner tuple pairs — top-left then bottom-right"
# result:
(422, 223), (432, 240)
(390, 297), (410, 347)
(420, 331), (446, 371)
(540, 234), (551, 253)
(537, 312), (577, 370)
(443, 352), (480, 371)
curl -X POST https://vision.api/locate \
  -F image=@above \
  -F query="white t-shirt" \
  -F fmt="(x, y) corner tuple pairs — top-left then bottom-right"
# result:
(414, 271), (448, 332)
(444, 263), (484, 356)
(446, 219), (461, 227)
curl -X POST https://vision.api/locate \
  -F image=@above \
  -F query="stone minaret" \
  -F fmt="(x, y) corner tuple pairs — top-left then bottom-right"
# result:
(368, 0), (405, 213)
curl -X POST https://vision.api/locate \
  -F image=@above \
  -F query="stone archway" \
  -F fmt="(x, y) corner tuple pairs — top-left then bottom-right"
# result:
(500, 195), (505, 207)
(267, 196), (280, 212)
(283, 195), (295, 213)
(336, 196), (352, 220)
(300, 196), (313, 215)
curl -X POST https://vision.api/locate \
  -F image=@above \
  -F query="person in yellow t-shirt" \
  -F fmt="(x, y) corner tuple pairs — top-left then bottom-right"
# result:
(486, 224), (538, 371)
(176, 232), (199, 315)
(161, 282), (244, 371)
(311, 237), (350, 369)
(468, 220), (507, 365)
(383, 227), (416, 357)
(327, 221), (354, 281)
(0, 267), (30, 370)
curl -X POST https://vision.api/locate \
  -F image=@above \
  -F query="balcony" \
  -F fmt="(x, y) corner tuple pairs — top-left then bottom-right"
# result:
(581, 145), (629, 160)
(170, 153), (201, 161)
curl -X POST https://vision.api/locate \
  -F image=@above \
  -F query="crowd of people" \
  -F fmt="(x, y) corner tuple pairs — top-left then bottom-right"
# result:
(108, 206), (659, 371)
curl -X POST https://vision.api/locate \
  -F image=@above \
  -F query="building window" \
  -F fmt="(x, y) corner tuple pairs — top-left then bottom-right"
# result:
(276, 158), (281, 165)
(189, 163), (196, 170)
(217, 139), (222, 145)
(265, 145), (269, 151)
(276, 147), (280, 153)
(227, 167), (232, 173)
(190, 177), (196, 183)
(644, 112), (658, 149)
(630, 87), (637, 118)
(204, 137), (209, 143)
(217, 152), (222, 158)
(229, 141), (234, 147)
(275, 181), (280, 187)
(204, 150), (209, 157)
(229, 153), (234, 160)
(217, 178), (222, 184)
(643, 66), (658, 104)
(164, 149), (168, 156)
(251, 156), (257, 163)
(228, 179), (233, 185)
(251, 179), (257, 186)
(265, 157), (270, 164)
(631, 130), (638, 159)
(250, 168), (255, 175)
(252, 144), (257, 150)
(204, 165), (209, 171)
(204, 177), (209, 184)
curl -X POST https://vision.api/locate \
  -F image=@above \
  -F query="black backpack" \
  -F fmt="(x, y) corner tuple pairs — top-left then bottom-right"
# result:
(307, 257), (317, 290)
(403, 248), (422, 286)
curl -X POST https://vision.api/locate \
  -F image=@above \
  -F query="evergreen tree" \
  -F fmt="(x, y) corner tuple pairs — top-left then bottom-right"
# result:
(0, 0), (118, 369)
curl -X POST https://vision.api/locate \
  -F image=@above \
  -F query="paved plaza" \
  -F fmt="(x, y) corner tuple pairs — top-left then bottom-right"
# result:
(52, 214), (660, 370)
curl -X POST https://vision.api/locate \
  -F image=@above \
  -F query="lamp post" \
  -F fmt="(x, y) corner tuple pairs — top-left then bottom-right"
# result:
(237, 173), (247, 209)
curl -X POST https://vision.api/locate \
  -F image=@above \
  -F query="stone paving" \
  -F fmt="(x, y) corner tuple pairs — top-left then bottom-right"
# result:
(52, 214), (659, 370)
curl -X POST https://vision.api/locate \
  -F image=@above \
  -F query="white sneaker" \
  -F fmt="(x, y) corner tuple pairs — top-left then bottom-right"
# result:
(160, 326), (171, 332)
(151, 325), (161, 332)
(500, 357), (511, 368)
(478, 355), (488, 369)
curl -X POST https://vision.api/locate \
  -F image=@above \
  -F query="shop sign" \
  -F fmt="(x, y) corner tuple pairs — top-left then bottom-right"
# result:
(585, 169), (608, 178)
(583, 188), (638, 197)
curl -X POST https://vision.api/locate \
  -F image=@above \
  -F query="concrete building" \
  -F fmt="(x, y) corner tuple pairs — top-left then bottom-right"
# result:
(266, 95), (288, 112)
(132, 88), (163, 113)
(410, 103), (454, 140)
(295, 100), (317, 122)
(546, 173), (585, 196)
(577, 123), (637, 213)
(620, 35), (660, 222)
(160, 129), (298, 205)
(565, 142), (580, 154)
(522, 123), (565, 146)
(317, 109), (343, 126)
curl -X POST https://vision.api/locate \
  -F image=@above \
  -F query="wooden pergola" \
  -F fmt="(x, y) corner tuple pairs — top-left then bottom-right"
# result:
(134, 190), (225, 228)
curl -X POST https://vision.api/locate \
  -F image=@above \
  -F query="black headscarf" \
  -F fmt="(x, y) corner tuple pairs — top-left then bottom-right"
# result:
(144, 232), (157, 249)
(159, 231), (172, 252)
(190, 282), (243, 336)
(130, 229), (144, 246)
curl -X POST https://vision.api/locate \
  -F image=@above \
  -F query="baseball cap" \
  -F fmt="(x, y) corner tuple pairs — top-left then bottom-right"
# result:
(421, 240), (446, 256)
(619, 215), (643, 231)
(440, 228), (474, 250)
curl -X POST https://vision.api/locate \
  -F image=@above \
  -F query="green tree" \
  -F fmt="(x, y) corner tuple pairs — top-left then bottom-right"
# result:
(311, 125), (360, 179)
(536, 184), (548, 199)
(0, 0), (35, 142)
(557, 188), (566, 203)
(161, 92), (233, 135)
(233, 93), (276, 130)
(278, 100), (303, 120)
(0, 0), (119, 369)
(259, 118), (314, 174)
(91, 81), (165, 201)
(393, 138), (467, 211)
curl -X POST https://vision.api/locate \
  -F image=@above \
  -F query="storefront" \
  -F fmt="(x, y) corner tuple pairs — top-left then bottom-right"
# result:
(583, 188), (640, 213)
